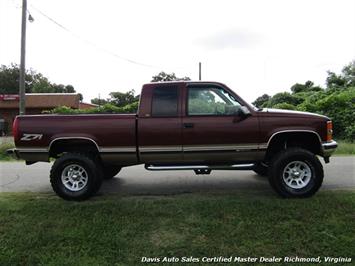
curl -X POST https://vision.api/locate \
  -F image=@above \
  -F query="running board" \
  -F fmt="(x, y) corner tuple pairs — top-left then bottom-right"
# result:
(145, 163), (255, 171)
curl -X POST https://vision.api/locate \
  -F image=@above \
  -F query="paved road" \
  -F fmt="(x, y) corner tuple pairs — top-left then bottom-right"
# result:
(0, 157), (354, 196)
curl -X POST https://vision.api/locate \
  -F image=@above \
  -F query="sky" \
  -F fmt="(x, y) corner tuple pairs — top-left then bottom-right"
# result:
(1, 0), (354, 103)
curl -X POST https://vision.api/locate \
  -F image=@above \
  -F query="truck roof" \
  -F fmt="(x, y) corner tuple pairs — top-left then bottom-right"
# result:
(144, 80), (227, 87)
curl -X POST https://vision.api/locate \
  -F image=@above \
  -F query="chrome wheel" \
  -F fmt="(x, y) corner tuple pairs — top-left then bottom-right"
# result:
(282, 161), (312, 189)
(61, 164), (88, 192)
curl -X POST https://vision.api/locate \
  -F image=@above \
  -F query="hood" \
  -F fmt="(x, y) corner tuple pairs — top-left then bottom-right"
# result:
(259, 108), (328, 120)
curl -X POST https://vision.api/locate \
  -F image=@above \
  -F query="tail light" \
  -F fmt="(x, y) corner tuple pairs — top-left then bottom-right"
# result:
(12, 117), (20, 142)
(326, 121), (333, 142)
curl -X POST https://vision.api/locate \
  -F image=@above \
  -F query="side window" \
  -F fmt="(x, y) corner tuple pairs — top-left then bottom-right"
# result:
(188, 87), (241, 116)
(151, 86), (179, 117)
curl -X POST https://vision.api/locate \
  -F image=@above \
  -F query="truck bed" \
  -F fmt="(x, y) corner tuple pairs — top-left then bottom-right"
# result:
(14, 114), (138, 164)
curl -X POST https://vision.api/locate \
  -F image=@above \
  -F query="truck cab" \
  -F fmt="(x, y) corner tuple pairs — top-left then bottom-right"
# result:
(137, 82), (260, 165)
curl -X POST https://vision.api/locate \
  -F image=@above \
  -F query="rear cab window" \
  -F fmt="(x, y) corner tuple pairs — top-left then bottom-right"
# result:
(151, 86), (179, 117)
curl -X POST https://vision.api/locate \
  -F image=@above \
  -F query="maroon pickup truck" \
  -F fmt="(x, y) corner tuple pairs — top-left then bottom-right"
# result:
(8, 81), (337, 200)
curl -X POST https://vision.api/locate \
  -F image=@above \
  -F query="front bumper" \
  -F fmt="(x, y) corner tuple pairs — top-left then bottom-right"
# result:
(321, 140), (338, 157)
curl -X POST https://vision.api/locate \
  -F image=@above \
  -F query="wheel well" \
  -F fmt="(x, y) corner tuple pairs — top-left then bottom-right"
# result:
(49, 139), (100, 158)
(265, 132), (321, 162)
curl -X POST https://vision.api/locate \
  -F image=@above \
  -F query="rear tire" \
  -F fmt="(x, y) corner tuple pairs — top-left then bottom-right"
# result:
(268, 148), (323, 198)
(50, 153), (103, 201)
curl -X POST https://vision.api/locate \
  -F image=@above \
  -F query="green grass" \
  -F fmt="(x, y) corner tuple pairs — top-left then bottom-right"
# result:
(0, 139), (15, 161)
(0, 191), (354, 265)
(334, 141), (355, 155)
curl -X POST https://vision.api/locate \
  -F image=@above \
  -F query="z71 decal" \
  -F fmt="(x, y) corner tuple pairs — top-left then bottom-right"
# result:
(21, 134), (43, 141)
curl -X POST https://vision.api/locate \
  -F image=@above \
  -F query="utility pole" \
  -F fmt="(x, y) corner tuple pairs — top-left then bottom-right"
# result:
(19, 0), (27, 115)
(199, 62), (202, 81)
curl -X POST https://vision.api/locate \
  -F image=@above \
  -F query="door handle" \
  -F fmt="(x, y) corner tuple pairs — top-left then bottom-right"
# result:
(183, 123), (194, 128)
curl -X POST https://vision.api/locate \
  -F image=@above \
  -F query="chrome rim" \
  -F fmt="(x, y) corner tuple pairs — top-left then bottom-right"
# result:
(61, 164), (88, 192)
(282, 161), (312, 189)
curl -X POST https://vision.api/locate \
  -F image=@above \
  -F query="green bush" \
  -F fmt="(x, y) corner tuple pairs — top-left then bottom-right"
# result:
(315, 88), (355, 140)
(272, 103), (296, 110)
(0, 140), (15, 160)
(266, 92), (303, 107)
(259, 85), (354, 141)
(344, 125), (355, 142)
(254, 61), (355, 141)
(45, 102), (139, 115)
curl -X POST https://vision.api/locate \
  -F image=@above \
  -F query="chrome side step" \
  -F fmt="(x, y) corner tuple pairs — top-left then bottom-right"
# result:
(145, 163), (255, 171)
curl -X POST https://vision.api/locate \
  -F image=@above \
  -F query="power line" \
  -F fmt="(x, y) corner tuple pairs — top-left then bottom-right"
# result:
(29, 4), (162, 69)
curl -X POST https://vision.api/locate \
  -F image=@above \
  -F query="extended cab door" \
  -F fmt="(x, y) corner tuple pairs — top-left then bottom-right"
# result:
(137, 83), (183, 163)
(182, 84), (262, 164)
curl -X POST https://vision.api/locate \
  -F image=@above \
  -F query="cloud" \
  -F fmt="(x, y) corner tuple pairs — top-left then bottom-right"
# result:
(196, 28), (261, 50)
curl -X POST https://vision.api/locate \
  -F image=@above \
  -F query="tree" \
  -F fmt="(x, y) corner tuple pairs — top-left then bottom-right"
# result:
(78, 93), (83, 102)
(151, 71), (191, 82)
(268, 92), (302, 107)
(91, 98), (109, 106)
(272, 103), (296, 110)
(0, 64), (33, 93)
(316, 87), (355, 140)
(326, 60), (355, 89)
(342, 60), (355, 87)
(251, 60), (355, 140)
(326, 71), (346, 89)
(109, 90), (139, 107)
(290, 80), (322, 94)
(90, 90), (139, 107)
(0, 64), (77, 94)
(252, 94), (270, 108)
(51, 84), (72, 93)
(32, 76), (54, 93)
(64, 85), (75, 93)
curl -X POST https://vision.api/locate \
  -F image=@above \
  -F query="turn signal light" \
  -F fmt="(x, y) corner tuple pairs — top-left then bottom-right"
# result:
(326, 121), (333, 142)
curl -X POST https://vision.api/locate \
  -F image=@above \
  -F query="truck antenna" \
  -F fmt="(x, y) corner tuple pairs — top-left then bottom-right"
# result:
(199, 62), (202, 81)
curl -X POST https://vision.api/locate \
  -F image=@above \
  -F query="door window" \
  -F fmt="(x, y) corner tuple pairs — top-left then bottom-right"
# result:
(188, 87), (241, 116)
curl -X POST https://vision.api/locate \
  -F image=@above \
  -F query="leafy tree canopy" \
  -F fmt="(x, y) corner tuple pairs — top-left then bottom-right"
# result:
(267, 92), (303, 107)
(151, 71), (191, 82)
(252, 94), (271, 108)
(0, 64), (77, 96)
(0, 64), (35, 93)
(290, 80), (322, 94)
(252, 60), (355, 141)
(91, 90), (139, 107)
(91, 98), (109, 106)
(326, 60), (355, 89)
(109, 90), (139, 107)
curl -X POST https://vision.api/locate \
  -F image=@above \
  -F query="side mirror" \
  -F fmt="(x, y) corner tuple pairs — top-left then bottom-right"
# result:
(239, 106), (251, 116)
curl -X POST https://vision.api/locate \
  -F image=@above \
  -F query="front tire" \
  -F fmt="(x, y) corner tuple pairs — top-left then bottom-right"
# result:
(268, 148), (323, 198)
(50, 153), (103, 201)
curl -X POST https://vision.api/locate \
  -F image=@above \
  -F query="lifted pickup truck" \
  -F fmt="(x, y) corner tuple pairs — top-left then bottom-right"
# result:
(8, 81), (337, 200)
